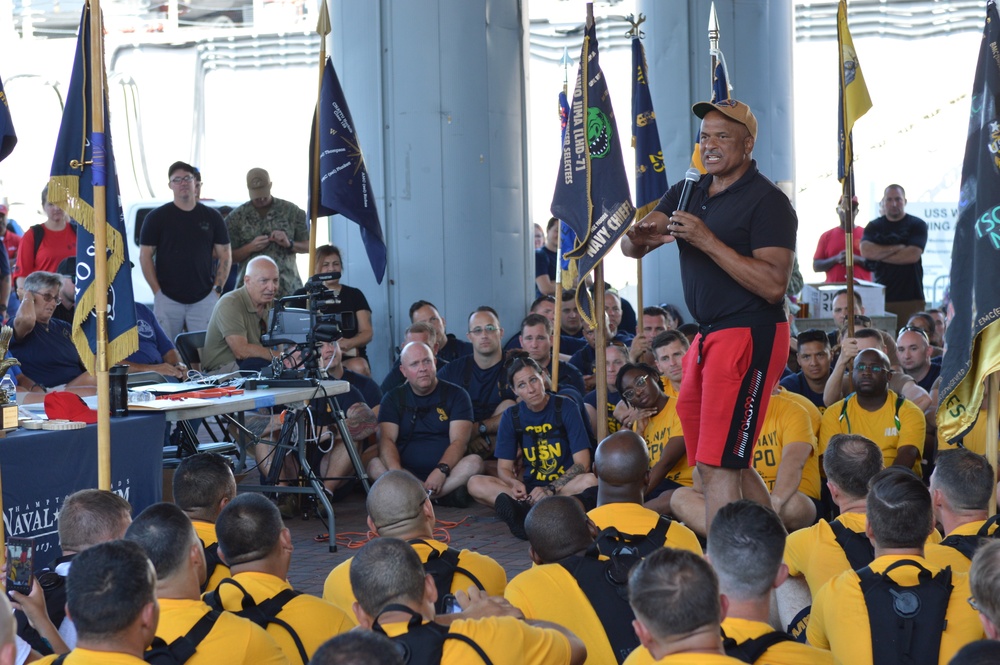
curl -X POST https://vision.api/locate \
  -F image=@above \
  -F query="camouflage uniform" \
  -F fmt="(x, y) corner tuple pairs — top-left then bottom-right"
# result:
(225, 197), (308, 298)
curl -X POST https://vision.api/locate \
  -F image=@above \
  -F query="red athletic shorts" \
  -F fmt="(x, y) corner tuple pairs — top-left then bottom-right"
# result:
(677, 322), (789, 469)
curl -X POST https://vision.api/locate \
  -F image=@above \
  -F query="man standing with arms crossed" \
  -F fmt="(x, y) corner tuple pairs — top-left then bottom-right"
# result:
(622, 99), (797, 533)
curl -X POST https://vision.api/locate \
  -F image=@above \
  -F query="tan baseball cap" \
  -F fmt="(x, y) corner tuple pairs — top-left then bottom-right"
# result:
(246, 167), (271, 199)
(692, 99), (757, 140)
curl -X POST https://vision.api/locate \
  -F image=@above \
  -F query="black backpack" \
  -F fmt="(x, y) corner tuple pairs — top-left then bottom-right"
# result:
(203, 578), (308, 664)
(592, 516), (672, 559)
(857, 559), (953, 665)
(199, 540), (225, 593)
(143, 611), (220, 664)
(938, 514), (1000, 560)
(373, 604), (492, 665)
(408, 539), (486, 615)
(721, 628), (796, 663)
(829, 519), (876, 570)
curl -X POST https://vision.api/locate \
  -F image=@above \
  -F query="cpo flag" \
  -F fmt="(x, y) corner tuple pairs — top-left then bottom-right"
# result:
(837, 0), (872, 182)
(938, 0), (1000, 443)
(310, 57), (386, 284)
(632, 35), (667, 219)
(558, 89), (579, 287)
(551, 20), (635, 325)
(0, 71), (15, 162)
(48, 3), (138, 372)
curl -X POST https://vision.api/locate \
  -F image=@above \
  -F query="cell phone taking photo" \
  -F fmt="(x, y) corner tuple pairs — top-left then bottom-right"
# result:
(6, 537), (34, 596)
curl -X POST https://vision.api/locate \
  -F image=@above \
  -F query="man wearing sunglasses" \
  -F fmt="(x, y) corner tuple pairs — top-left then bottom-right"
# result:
(819, 348), (925, 474)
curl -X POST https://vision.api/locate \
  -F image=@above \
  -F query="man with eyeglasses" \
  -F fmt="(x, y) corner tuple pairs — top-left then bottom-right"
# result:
(819, 348), (925, 474)
(371, 341), (483, 506)
(139, 161), (232, 341)
(10, 270), (94, 392)
(897, 326), (940, 393)
(781, 329), (832, 410)
(437, 307), (516, 461)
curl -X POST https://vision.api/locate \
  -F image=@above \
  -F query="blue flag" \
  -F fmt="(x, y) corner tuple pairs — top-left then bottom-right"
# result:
(938, 0), (1000, 443)
(551, 21), (635, 325)
(0, 71), (15, 162)
(48, 3), (138, 372)
(310, 57), (386, 284)
(558, 90), (577, 283)
(631, 37), (667, 219)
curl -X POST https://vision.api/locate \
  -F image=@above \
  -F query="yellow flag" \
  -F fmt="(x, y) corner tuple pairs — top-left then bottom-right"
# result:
(838, 0), (872, 180)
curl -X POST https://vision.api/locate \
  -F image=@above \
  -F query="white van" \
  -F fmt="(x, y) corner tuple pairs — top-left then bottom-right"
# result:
(124, 199), (241, 307)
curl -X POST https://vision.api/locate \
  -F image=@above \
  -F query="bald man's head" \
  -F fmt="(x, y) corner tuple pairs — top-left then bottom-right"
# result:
(594, 430), (650, 486)
(366, 471), (431, 536)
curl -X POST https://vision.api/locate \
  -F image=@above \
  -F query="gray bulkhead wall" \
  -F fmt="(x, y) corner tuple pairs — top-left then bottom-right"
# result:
(328, 0), (531, 379)
(635, 0), (795, 322)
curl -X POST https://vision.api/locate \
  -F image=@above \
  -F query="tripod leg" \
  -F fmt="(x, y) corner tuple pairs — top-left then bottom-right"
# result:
(329, 396), (371, 493)
(293, 408), (337, 552)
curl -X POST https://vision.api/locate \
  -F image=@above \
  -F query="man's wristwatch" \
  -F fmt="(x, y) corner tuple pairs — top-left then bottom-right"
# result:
(214, 285), (223, 295)
(478, 421), (488, 437)
(436, 463), (451, 477)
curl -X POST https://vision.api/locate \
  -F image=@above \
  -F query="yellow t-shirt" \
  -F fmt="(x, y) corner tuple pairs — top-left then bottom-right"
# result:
(807, 554), (983, 665)
(208, 571), (352, 662)
(639, 400), (693, 487)
(36, 649), (147, 664)
(587, 503), (703, 556)
(924, 519), (998, 574)
(777, 386), (823, 430)
(819, 390), (926, 472)
(506, 562), (618, 665)
(660, 377), (678, 399)
(323, 538), (508, 627)
(377, 615), (571, 665)
(192, 519), (231, 593)
(624, 617), (833, 665)
(151, 597), (287, 665)
(753, 393), (821, 499)
(623, 646), (748, 664)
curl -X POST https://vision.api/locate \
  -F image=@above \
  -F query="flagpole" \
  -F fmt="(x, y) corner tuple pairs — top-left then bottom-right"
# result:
(708, 3), (719, 90)
(88, 0), (112, 490)
(838, 8), (856, 339)
(309, 0), (332, 277)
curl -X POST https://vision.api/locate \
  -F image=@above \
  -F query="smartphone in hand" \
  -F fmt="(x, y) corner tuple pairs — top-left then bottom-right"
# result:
(6, 537), (34, 596)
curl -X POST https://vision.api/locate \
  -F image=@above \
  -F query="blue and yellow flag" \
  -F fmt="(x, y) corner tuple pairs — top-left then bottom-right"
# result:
(631, 36), (667, 219)
(309, 57), (386, 284)
(551, 21), (635, 325)
(692, 48), (732, 173)
(48, 3), (137, 372)
(837, 0), (872, 182)
(938, 0), (1000, 443)
(0, 71), (15, 162)
(558, 89), (579, 288)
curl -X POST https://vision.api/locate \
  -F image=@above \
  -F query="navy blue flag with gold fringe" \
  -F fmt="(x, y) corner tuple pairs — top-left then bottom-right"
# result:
(938, 0), (1000, 443)
(551, 21), (635, 325)
(310, 57), (386, 284)
(631, 36), (666, 220)
(48, 3), (137, 372)
(0, 71), (15, 162)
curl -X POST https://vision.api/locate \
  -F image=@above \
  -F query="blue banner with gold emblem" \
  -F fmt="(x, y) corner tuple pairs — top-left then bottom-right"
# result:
(631, 37), (666, 219)
(551, 21), (634, 324)
(0, 71), (15, 163)
(938, 0), (1000, 443)
(48, 3), (138, 371)
(310, 57), (386, 284)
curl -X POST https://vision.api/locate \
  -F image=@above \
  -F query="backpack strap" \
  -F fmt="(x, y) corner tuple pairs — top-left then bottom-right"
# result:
(33, 224), (44, 256)
(52, 656), (67, 665)
(203, 578), (308, 664)
(144, 610), (221, 665)
(559, 551), (639, 664)
(939, 514), (1000, 560)
(593, 517), (672, 559)
(721, 628), (796, 664)
(408, 540), (486, 615)
(199, 540), (225, 593)
(978, 513), (1000, 537)
(374, 604), (493, 665)
(829, 519), (875, 570)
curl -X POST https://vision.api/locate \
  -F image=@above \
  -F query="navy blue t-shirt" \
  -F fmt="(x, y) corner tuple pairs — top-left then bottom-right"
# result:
(503, 333), (588, 355)
(10, 317), (86, 386)
(342, 368), (382, 408)
(544, 360), (585, 396)
(378, 380), (474, 478)
(495, 395), (589, 486)
(534, 246), (557, 297)
(569, 345), (596, 376)
(779, 372), (827, 410)
(127, 303), (174, 365)
(437, 356), (514, 422)
(438, 335), (473, 363)
(314, 384), (367, 427)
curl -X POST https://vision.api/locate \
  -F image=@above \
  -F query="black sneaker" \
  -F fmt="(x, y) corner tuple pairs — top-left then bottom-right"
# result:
(434, 485), (472, 509)
(494, 493), (529, 540)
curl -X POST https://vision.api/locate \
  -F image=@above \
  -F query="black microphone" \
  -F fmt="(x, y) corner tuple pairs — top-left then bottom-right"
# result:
(676, 168), (701, 213)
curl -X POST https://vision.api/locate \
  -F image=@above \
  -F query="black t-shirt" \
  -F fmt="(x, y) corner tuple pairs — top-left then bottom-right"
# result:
(438, 334), (473, 363)
(652, 161), (797, 326)
(139, 202), (230, 303)
(437, 356), (515, 422)
(861, 214), (928, 302)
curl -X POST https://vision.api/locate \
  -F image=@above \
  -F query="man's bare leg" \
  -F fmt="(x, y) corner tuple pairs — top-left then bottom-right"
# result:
(698, 463), (741, 536)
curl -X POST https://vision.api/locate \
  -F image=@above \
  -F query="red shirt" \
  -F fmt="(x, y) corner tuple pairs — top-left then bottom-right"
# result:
(813, 224), (870, 282)
(4, 229), (19, 261)
(14, 224), (77, 279)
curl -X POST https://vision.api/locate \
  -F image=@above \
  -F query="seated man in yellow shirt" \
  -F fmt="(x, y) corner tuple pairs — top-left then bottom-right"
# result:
(625, 548), (744, 665)
(123, 503), (287, 664)
(807, 468), (983, 665)
(206, 493), (353, 663)
(324, 470), (507, 623)
(172, 452), (236, 593)
(586, 429), (702, 557)
(928, 448), (999, 572)
(349, 537), (585, 665)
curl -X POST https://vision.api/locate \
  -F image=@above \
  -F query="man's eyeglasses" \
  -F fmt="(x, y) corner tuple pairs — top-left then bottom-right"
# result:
(32, 292), (57, 303)
(622, 374), (649, 402)
(968, 595), (982, 612)
(898, 325), (929, 341)
(170, 175), (195, 184)
(854, 363), (888, 374)
(469, 325), (499, 336)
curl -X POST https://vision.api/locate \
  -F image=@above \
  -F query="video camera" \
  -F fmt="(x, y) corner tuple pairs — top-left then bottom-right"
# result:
(261, 271), (345, 347)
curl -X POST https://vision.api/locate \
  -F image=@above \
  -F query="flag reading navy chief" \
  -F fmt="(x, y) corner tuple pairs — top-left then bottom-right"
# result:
(938, 0), (1000, 443)
(48, 3), (137, 372)
(310, 56), (387, 284)
(551, 22), (634, 281)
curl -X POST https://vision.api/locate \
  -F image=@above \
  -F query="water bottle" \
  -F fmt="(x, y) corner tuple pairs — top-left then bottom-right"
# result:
(0, 373), (15, 405)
